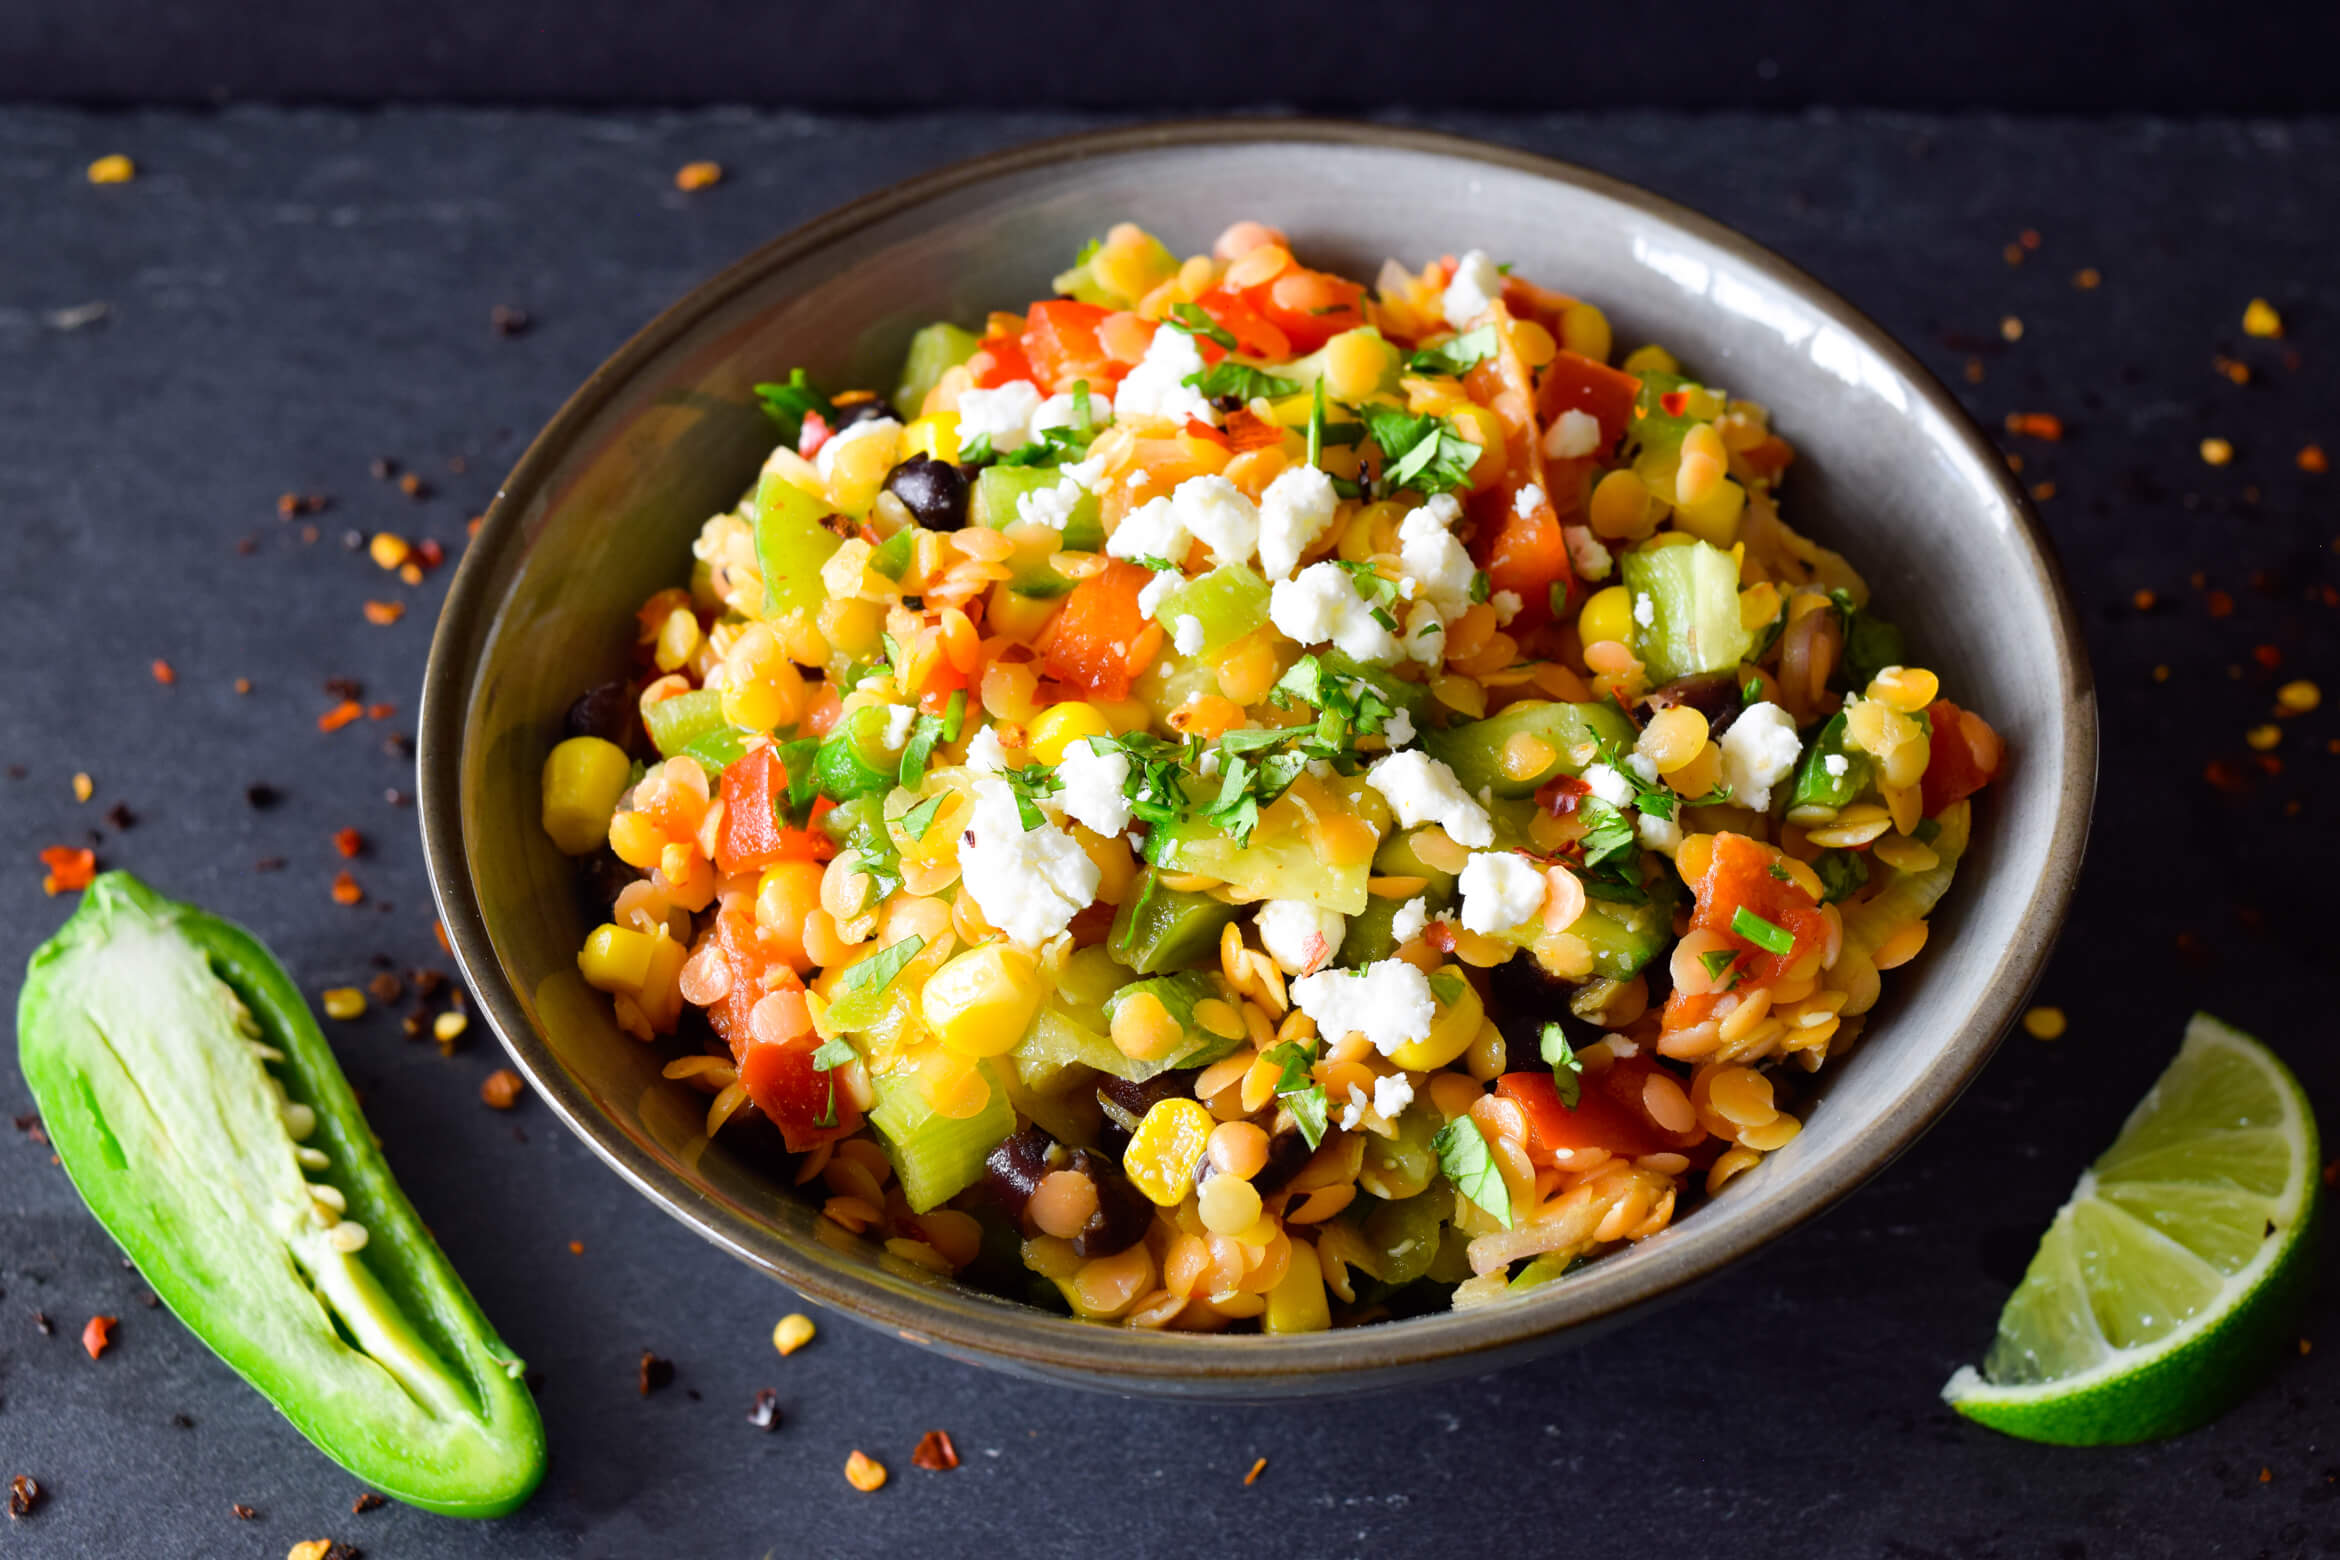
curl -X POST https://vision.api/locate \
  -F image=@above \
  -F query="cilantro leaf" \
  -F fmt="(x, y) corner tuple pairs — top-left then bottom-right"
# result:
(900, 793), (946, 843)
(1813, 849), (1869, 904)
(1406, 325), (1497, 377)
(898, 714), (945, 789)
(1539, 1021), (1582, 1108)
(941, 689), (967, 744)
(1576, 797), (1638, 868)
(772, 736), (822, 828)
(1166, 302), (1236, 351)
(837, 934), (925, 995)
(1264, 1041), (1329, 1149)
(1432, 1117), (1513, 1229)
(752, 368), (833, 446)
(808, 1031), (859, 1127)
(1307, 377), (1326, 468)
(1183, 361), (1303, 403)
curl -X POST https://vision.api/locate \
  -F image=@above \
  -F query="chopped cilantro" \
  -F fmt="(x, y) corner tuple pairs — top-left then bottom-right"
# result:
(898, 714), (944, 789)
(1576, 797), (1638, 869)
(1128, 554), (1181, 573)
(900, 792), (946, 843)
(1469, 569), (1492, 605)
(1432, 1117), (1513, 1229)
(1166, 302), (1236, 351)
(752, 368), (833, 445)
(1183, 361), (1303, 403)
(837, 934), (925, 997)
(1813, 849), (1869, 904)
(1731, 905), (1796, 956)
(772, 736), (822, 827)
(1428, 971), (1466, 1007)
(808, 1032), (859, 1126)
(1264, 1041), (1329, 1149)
(1699, 946), (1741, 983)
(1355, 403), (1481, 497)
(1538, 1021), (1582, 1108)
(940, 689), (967, 744)
(1405, 325), (1497, 377)
(1768, 860), (1793, 883)
(1307, 377), (1326, 468)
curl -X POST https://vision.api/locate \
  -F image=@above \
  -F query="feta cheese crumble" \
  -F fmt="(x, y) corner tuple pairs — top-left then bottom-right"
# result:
(1269, 562), (1403, 665)
(1172, 614), (1205, 656)
(1256, 463), (1340, 580)
(1513, 483), (1547, 519)
(1398, 495), (1476, 617)
(1136, 570), (1180, 619)
(1720, 701), (1805, 812)
(1637, 812), (1684, 855)
(1544, 409), (1602, 460)
(1372, 1072), (1415, 1122)
(1056, 736), (1133, 836)
(1367, 750), (1493, 847)
(1112, 325), (1217, 427)
(954, 382), (1044, 452)
(1633, 592), (1655, 629)
(881, 703), (917, 752)
(1401, 600), (1446, 667)
(1490, 590), (1523, 626)
(1014, 476), (1085, 531)
(964, 725), (1010, 774)
(1458, 850), (1547, 934)
(1562, 525), (1613, 582)
(1441, 249), (1504, 330)
(1256, 899), (1346, 977)
(1169, 473), (1259, 565)
(955, 777), (1100, 946)
(1389, 896), (1431, 945)
(1106, 494), (1191, 566)
(1823, 753), (1850, 778)
(1383, 706), (1417, 748)
(1289, 959), (1437, 1057)
(1581, 761), (1635, 810)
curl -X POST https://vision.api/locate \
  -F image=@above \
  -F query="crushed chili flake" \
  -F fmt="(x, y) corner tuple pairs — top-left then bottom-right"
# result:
(277, 492), (330, 519)
(319, 700), (364, 732)
(415, 537), (446, 569)
(1243, 1456), (1269, 1486)
(638, 1350), (674, 1396)
(2030, 481), (2056, 502)
(2252, 644), (2283, 670)
(1657, 389), (1691, 417)
(481, 1069), (525, 1110)
(491, 304), (531, 337)
(2301, 444), (2330, 474)
(330, 871), (364, 906)
(8, 1474), (39, 1518)
(748, 1389), (782, 1431)
(17, 1113), (48, 1144)
(232, 1502), (257, 1520)
(2001, 242), (2023, 267)
(568, 1239), (584, 1255)
(397, 472), (430, 500)
(1962, 357), (1984, 384)
(2213, 354), (2251, 386)
(150, 658), (176, 685)
(2204, 758), (2248, 793)
(2132, 588), (2158, 612)
(351, 1492), (385, 1515)
(367, 971), (403, 1005)
(362, 600), (405, 626)
(39, 846), (96, 896)
(911, 1430), (960, 1471)
(366, 702), (396, 721)
(2245, 724), (2281, 751)
(333, 827), (365, 859)
(80, 1315), (116, 1358)
(255, 856), (286, 873)
(233, 676), (253, 694)
(2003, 412), (2063, 441)
(674, 160), (723, 191)
(103, 802), (133, 830)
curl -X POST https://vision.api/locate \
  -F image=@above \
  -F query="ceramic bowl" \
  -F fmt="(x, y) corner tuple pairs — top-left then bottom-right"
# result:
(418, 121), (2095, 1398)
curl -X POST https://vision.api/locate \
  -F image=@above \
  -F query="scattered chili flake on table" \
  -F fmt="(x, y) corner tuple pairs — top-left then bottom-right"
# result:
(2001, 241), (2023, 267)
(366, 702), (396, 721)
(277, 492), (331, 519)
(350, 1492), (385, 1515)
(2200, 437), (2234, 467)
(2030, 481), (2056, 502)
(80, 1315), (116, 1358)
(7, 1474), (40, 1518)
(397, 472), (430, 500)
(1962, 357), (1984, 384)
(2003, 411), (2064, 440)
(17, 1113), (48, 1145)
(2132, 588), (2158, 612)
(911, 1430), (959, 1471)
(104, 802), (134, 830)
(398, 562), (424, 586)
(1243, 1456), (1268, 1486)
(2252, 644), (2283, 670)
(748, 1389), (781, 1431)
(638, 1351), (674, 1396)
(2242, 298), (2283, 338)
(150, 658), (176, 685)
(480, 1069), (525, 1110)
(674, 160), (723, 191)
(843, 1450), (886, 1492)
(330, 872), (363, 906)
(333, 828), (365, 859)
(366, 971), (402, 1005)
(2073, 266), (2101, 289)
(568, 1240), (584, 1256)
(40, 847), (96, 896)
(70, 771), (92, 802)
(288, 1541), (363, 1560)
(2302, 444), (2330, 474)
(318, 700), (364, 732)
(231, 1503), (257, 1520)
(2207, 589), (2236, 618)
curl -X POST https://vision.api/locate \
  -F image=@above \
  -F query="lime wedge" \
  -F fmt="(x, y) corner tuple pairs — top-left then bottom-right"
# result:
(1942, 1012), (2321, 1444)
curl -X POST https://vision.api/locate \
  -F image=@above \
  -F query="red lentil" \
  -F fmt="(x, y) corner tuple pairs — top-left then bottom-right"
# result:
(150, 659), (175, 685)
(330, 871), (364, 906)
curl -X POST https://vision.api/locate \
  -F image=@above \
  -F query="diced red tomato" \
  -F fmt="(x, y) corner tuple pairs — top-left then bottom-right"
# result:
(1044, 559), (1158, 700)
(1921, 700), (2003, 815)
(1497, 1069), (1660, 1161)
(1476, 484), (1572, 621)
(1190, 286), (1292, 362)
(704, 906), (858, 1151)
(1535, 351), (1641, 452)
(967, 322), (1035, 389)
(1462, 323), (1573, 627)
(1020, 301), (1120, 395)
(714, 745), (836, 878)
(1662, 832), (1831, 1030)
(1238, 266), (1368, 354)
(797, 409), (832, 458)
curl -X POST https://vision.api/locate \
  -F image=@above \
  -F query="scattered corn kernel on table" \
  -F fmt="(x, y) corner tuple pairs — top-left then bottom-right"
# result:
(2, 108), (2335, 1557)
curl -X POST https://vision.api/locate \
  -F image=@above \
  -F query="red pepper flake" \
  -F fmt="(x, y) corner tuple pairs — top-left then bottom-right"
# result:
(2260, 1466), (2274, 1485)
(2212, 355), (2251, 386)
(674, 160), (723, 192)
(2302, 444), (2330, 474)
(397, 471), (430, 500)
(2131, 588), (2158, 612)
(150, 659), (176, 686)
(39, 847), (96, 896)
(318, 700), (364, 732)
(330, 871), (364, 906)
(1182, 416), (1232, 448)
(2001, 242), (2023, 267)
(2206, 589), (2235, 618)
(467, 515), (484, 536)
(351, 1491), (385, 1515)
(1243, 1456), (1269, 1486)
(1658, 389), (1691, 417)
(231, 1503), (257, 1520)
(8, 1474), (40, 1518)
(1963, 358), (1985, 384)
(2002, 412), (2064, 441)
(80, 1315), (116, 1359)
(1424, 920), (1458, 956)
(234, 677), (253, 695)
(911, 1430), (960, 1471)
(2251, 644), (2283, 670)
(638, 1350), (674, 1396)
(434, 921), (453, 955)
(797, 409), (832, 457)
(1221, 408), (1286, 453)
(362, 600), (406, 626)
(2073, 267), (2101, 290)
(568, 1240), (585, 1255)
(276, 492), (330, 519)
(333, 828), (365, 859)
(2018, 228), (2042, 250)
(2030, 481), (2056, 502)
(414, 537), (446, 569)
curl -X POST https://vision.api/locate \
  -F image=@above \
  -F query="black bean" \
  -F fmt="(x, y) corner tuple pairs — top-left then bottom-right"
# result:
(564, 680), (637, 748)
(1641, 673), (1743, 735)
(1065, 1149), (1153, 1259)
(981, 1124), (1057, 1212)
(1249, 1127), (1318, 1200)
(882, 453), (969, 531)
(831, 398), (898, 432)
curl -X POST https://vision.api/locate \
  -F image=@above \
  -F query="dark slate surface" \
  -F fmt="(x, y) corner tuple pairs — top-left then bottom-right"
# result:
(1, 109), (2335, 1559)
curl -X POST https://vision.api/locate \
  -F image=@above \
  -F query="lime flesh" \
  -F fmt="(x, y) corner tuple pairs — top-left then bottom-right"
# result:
(1942, 1012), (2320, 1444)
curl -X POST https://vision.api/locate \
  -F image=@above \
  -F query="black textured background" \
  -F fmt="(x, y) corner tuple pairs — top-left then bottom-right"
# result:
(1, 110), (2335, 1558)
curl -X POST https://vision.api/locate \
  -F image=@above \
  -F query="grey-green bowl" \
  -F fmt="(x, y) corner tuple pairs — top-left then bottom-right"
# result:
(417, 121), (2095, 1398)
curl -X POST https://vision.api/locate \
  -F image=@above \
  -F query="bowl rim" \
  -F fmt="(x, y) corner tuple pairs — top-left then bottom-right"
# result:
(418, 116), (2097, 1391)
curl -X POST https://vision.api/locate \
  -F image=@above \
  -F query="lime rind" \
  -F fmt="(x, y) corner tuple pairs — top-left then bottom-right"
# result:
(1941, 1013), (2320, 1444)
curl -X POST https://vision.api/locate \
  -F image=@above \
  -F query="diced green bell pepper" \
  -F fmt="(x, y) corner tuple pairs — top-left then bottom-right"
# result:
(681, 725), (752, 778)
(815, 703), (908, 803)
(1108, 867), (1241, 975)
(1564, 894), (1673, 981)
(1784, 710), (1871, 821)
(1340, 827), (1463, 967)
(16, 874), (545, 1516)
(1145, 815), (1369, 916)
(1100, 972), (1245, 1071)
(891, 321), (981, 418)
(643, 688), (726, 759)
(1622, 539), (1752, 681)
(1420, 699), (1632, 800)
(1155, 564), (1270, 658)
(969, 465), (1106, 553)
(752, 472), (843, 620)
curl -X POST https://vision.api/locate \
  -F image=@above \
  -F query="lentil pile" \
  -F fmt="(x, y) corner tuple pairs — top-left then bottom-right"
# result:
(540, 220), (2003, 1327)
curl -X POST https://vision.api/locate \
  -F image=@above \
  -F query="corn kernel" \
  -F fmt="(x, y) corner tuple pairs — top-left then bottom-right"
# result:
(1261, 1239), (1332, 1334)
(1577, 585), (1635, 649)
(320, 987), (366, 1021)
(541, 736), (633, 855)
(1322, 329), (1396, 401)
(1389, 966), (1482, 1071)
(921, 942), (1043, 1058)
(1028, 700), (1111, 765)
(369, 532), (411, 571)
(843, 1450), (886, 1492)
(1621, 344), (1678, 377)
(772, 1312), (815, 1355)
(432, 1010), (469, 1044)
(578, 922), (656, 993)
(1124, 1098), (1215, 1206)
(653, 607), (702, 672)
(86, 153), (134, 185)
(1586, 468), (1654, 541)
(2242, 298), (2282, 339)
